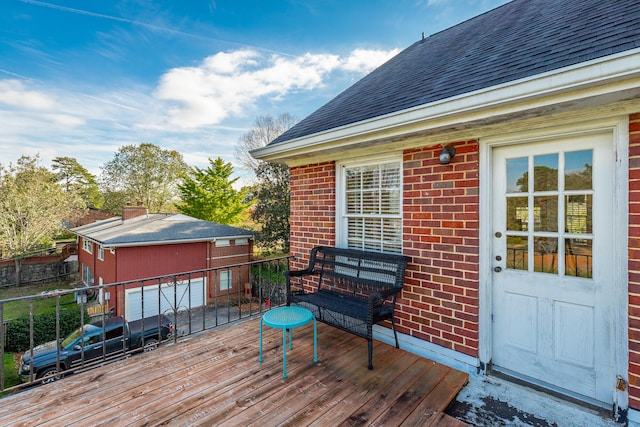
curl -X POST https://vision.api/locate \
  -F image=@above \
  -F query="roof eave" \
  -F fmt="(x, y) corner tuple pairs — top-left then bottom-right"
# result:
(251, 48), (640, 164)
(101, 235), (254, 249)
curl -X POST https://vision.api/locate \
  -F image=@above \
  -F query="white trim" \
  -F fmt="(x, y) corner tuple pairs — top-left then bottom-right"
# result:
(373, 325), (478, 375)
(252, 49), (640, 163)
(479, 117), (629, 410)
(335, 153), (404, 251)
(629, 408), (640, 427)
(93, 235), (253, 248)
(613, 117), (630, 414)
(478, 140), (492, 372)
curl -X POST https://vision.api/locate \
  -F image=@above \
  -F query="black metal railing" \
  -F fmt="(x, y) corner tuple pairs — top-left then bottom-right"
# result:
(506, 247), (592, 277)
(0, 256), (289, 393)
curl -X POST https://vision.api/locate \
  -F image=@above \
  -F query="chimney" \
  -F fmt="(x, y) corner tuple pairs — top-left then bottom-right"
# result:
(122, 201), (148, 221)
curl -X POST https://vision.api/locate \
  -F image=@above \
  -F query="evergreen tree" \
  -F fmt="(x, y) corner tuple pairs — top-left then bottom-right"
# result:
(176, 157), (250, 225)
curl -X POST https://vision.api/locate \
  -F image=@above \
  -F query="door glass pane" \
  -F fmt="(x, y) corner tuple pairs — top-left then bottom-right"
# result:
(534, 154), (558, 191)
(506, 236), (528, 271)
(534, 196), (558, 232)
(565, 194), (592, 234)
(507, 157), (528, 193)
(534, 237), (558, 274)
(507, 197), (528, 231)
(565, 150), (592, 190)
(565, 238), (593, 278)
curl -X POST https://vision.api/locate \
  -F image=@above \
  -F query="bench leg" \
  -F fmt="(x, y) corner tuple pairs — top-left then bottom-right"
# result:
(392, 315), (400, 349)
(367, 339), (373, 370)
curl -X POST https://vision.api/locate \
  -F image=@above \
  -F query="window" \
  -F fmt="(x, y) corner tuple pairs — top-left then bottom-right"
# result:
(338, 157), (403, 253)
(235, 238), (249, 246)
(82, 239), (93, 254)
(97, 245), (104, 261)
(216, 239), (230, 247)
(505, 149), (593, 278)
(82, 264), (93, 286)
(219, 270), (232, 291)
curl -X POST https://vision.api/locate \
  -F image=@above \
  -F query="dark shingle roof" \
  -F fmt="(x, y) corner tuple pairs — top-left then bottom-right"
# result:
(70, 214), (252, 246)
(270, 0), (640, 146)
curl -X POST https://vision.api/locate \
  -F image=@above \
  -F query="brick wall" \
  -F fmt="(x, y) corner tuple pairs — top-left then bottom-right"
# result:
(289, 162), (336, 271)
(288, 144), (480, 356)
(401, 141), (480, 357)
(629, 112), (640, 409)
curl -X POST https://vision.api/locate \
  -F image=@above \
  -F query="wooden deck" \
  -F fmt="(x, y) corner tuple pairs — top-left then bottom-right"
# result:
(0, 318), (469, 426)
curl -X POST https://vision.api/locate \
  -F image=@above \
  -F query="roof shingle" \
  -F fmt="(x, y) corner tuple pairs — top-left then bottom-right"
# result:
(270, 0), (640, 146)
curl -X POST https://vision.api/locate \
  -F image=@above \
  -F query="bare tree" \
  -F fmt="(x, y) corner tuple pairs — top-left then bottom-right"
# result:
(236, 114), (298, 254)
(235, 113), (298, 179)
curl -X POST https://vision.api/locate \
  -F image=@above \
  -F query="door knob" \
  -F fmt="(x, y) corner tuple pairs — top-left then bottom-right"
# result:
(494, 266), (502, 273)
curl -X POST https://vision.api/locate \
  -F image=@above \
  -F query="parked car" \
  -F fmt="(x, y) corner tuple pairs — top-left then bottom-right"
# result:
(19, 315), (173, 384)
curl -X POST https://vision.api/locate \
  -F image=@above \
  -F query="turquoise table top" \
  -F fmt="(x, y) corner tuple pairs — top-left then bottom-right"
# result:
(262, 306), (313, 329)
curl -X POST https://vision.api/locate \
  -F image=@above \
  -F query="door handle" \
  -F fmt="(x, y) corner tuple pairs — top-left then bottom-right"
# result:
(494, 266), (502, 273)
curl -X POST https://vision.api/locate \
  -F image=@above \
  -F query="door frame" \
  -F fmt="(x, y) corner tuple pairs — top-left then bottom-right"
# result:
(478, 116), (629, 409)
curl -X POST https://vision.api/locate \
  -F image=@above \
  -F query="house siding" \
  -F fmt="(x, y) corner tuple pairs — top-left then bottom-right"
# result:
(289, 162), (336, 271)
(629, 112), (640, 408)
(207, 240), (253, 300)
(402, 140), (480, 357)
(288, 142), (481, 356)
(116, 243), (208, 282)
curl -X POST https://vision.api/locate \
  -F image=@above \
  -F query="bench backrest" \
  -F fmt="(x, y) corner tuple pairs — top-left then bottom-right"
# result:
(308, 246), (410, 295)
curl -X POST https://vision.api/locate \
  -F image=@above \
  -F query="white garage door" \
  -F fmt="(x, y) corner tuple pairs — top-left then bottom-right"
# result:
(125, 278), (206, 321)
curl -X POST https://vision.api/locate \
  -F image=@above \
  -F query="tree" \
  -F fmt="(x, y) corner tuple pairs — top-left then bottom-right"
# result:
(51, 156), (103, 208)
(235, 113), (298, 173)
(236, 114), (298, 253)
(176, 157), (251, 225)
(0, 155), (85, 284)
(99, 143), (187, 214)
(251, 162), (290, 253)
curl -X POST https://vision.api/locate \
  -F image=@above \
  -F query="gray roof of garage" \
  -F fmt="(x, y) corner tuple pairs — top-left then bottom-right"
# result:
(269, 0), (640, 146)
(70, 214), (252, 246)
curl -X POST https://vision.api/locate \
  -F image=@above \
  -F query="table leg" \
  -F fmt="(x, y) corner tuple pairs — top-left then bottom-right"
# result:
(282, 327), (287, 378)
(258, 318), (264, 363)
(289, 328), (293, 350)
(313, 318), (318, 363)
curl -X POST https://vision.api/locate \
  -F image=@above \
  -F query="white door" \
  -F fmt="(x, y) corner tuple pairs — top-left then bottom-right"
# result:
(491, 132), (616, 405)
(125, 278), (206, 321)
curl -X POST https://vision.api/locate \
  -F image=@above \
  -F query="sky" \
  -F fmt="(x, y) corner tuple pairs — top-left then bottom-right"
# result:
(0, 0), (510, 183)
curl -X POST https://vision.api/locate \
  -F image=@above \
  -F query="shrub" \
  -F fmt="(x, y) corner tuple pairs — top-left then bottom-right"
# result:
(5, 306), (89, 352)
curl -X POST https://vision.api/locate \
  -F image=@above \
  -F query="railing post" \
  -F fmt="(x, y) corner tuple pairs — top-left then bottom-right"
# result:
(0, 302), (4, 392)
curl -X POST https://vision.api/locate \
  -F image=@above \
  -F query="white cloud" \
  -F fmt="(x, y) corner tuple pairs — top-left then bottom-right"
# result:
(0, 79), (55, 110)
(0, 46), (399, 175)
(153, 48), (397, 129)
(340, 48), (400, 73)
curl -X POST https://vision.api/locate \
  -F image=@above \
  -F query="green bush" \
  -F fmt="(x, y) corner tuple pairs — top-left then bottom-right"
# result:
(5, 306), (89, 352)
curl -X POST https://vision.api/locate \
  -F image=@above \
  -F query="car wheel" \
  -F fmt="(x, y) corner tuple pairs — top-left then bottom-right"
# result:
(39, 367), (62, 384)
(143, 339), (159, 352)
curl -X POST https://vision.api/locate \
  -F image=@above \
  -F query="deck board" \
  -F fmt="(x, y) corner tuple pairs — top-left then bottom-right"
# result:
(0, 318), (469, 426)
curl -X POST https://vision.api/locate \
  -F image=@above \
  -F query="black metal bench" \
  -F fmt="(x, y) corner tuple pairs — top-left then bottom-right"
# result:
(285, 246), (410, 369)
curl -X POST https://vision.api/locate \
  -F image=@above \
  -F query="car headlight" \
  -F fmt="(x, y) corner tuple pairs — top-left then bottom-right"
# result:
(20, 358), (30, 373)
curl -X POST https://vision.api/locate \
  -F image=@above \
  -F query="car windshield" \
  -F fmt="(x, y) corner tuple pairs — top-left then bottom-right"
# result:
(61, 324), (96, 348)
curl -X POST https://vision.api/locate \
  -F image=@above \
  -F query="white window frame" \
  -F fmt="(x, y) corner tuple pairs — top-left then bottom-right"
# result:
(216, 239), (230, 247)
(97, 245), (104, 261)
(82, 238), (93, 254)
(82, 263), (93, 286)
(234, 238), (249, 246)
(336, 155), (403, 253)
(219, 270), (232, 291)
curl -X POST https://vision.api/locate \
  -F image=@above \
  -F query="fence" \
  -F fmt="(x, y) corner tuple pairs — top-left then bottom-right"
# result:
(0, 255), (289, 393)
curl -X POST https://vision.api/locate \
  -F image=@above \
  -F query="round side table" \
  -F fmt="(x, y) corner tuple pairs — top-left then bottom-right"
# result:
(259, 306), (318, 378)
